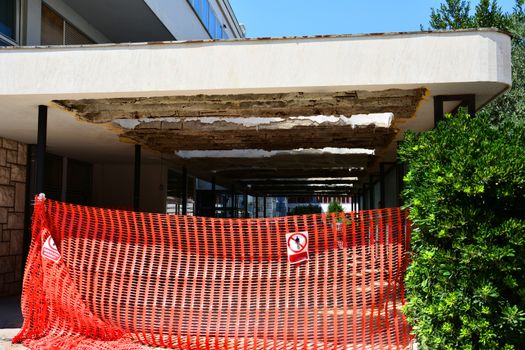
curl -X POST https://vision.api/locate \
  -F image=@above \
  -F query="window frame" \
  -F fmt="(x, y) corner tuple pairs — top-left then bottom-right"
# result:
(0, 0), (20, 46)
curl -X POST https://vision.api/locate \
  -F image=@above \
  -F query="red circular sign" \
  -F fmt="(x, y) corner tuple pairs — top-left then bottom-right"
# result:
(287, 232), (308, 253)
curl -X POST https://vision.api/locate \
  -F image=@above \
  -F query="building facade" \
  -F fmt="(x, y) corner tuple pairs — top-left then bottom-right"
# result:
(0, 0), (244, 297)
(0, 3), (512, 298)
(0, 0), (244, 47)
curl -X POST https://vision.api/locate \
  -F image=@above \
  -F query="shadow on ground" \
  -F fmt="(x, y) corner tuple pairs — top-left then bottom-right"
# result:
(0, 295), (25, 349)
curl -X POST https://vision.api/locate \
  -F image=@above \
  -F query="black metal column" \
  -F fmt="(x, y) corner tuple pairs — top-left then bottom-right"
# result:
(397, 162), (405, 207)
(255, 196), (259, 218)
(369, 177), (375, 210)
(181, 166), (188, 215)
(263, 196), (267, 218)
(36, 105), (47, 194)
(433, 96), (444, 127)
(434, 94), (476, 127)
(211, 176), (216, 218)
(379, 163), (386, 209)
(243, 189), (249, 218)
(465, 94), (476, 117)
(362, 185), (368, 210)
(133, 144), (141, 211)
(230, 185), (236, 218)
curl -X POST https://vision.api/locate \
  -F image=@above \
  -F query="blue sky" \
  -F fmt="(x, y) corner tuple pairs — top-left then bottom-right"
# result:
(229, 0), (518, 38)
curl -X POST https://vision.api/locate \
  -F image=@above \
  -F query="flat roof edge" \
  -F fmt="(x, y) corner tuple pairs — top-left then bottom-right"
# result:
(0, 27), (511, 51)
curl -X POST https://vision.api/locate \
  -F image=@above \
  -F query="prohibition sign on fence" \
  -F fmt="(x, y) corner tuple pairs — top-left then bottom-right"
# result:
(285, 231), (309, 264)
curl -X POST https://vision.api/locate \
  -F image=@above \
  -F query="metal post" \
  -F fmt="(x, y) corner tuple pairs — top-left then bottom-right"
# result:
(133, 144), (141, 211)
(369, 177), (375, 210)
(181, 166), (187, 215)
(433, 96), (444, 127)
(397, 162), (405, 207)
(230, 185), (236, 218)
(263, 196), (267, 218)
(255, 195), (259, 218)
(243, 189), (249, 218)
(465, 94), (476, 117)
(211, 176), (216, 218)
(36, 105), (47, 194)
(60, 157), (68, 201)
(379, 163), (386, 209)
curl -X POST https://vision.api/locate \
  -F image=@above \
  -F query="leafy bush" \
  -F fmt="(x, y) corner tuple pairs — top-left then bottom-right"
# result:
(399, 112), (525, 349)
(327, 201), (344, 213)
(289, 204), (322, 215)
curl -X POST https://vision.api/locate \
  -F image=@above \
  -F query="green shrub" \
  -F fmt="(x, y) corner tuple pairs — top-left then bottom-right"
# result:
(327, 201), (344, 213)
(399, 111), (525, 349)
(289, 204), (322, 215)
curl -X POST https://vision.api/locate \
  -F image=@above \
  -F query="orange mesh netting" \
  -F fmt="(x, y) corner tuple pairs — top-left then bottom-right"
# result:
(14, 197), (412, 350)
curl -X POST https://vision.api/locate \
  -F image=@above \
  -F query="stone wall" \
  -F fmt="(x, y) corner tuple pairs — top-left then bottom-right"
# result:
(0, 137), (27, 297)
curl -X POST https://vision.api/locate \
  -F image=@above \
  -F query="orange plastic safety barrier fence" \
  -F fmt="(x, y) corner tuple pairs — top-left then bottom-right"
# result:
(14, 197), (411, 349)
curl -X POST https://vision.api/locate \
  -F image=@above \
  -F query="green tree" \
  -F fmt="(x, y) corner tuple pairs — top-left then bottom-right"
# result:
(429, 0), (473, 29)
(327, 201), (344, 214)
(428, 0), (525, 125)
(400, 112), (525, 349)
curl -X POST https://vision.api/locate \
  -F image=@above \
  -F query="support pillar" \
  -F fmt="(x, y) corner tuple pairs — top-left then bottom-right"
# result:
(362, 184), (369, 210)
(369, 176), (375, 210)
(211, 176), (216, 218)
(397, 162), (405, 207)
(133, 144), (141, 211)
(255, 196), (259, 218)
(36, 105), (47, 194)
(230, 185), (236, 218)
(379, 163), (386, 209)
(60, 157), (68, 201)
(434, 94), (476, 126)
(243, 189), (249, 218)
(181, 166), (188, 215)
(263, 196), (267, 218)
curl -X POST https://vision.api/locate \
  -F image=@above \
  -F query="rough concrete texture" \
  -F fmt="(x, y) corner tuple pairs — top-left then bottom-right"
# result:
(53, 88), (424, 193)
(55, 89), (425, 123)
(0, 137), (26, 297)
(54, 89), (424, 154)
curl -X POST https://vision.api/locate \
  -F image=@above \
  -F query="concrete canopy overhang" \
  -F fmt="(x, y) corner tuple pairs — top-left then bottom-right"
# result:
(0, 29), (512, 195)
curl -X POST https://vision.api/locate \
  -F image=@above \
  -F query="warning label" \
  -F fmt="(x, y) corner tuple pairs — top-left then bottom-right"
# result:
(42, 231), (61, 263)
(286, 231), (309, 264)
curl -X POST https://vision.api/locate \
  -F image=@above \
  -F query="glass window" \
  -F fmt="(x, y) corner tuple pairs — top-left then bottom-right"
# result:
(0, 0), (16, 40)
(209, 12), (215, 38)
(201, 0), (209, 28)
(193, 0), (201, 18)
(216, 22), (222, 39)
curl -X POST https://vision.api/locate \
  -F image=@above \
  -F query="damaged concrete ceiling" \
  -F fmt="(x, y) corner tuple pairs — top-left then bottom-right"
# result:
(54, 88), (426, 194)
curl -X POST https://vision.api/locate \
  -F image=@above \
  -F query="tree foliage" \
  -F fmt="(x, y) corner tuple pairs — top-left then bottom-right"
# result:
(289, 204), (322, 215)
(327, 201), (344, 214)
(400, 112), (525, 349)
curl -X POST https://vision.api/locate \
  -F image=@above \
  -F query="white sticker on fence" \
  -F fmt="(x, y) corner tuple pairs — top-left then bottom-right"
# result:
(41, 231), (61, 263)
(286, 231), (309, 264)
